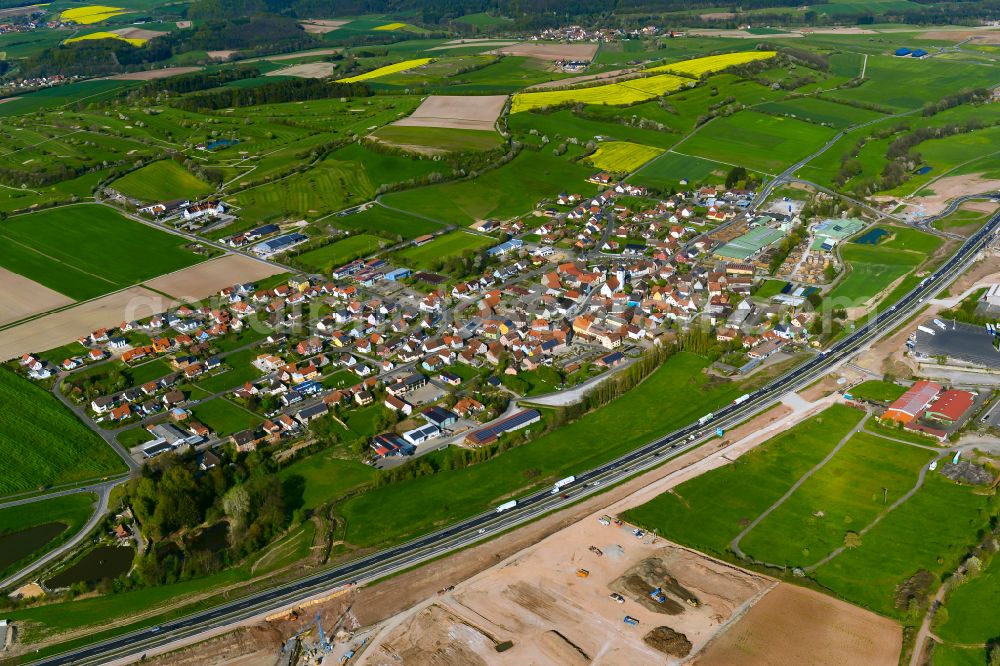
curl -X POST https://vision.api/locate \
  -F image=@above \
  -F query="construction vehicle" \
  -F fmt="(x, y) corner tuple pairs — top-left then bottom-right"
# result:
(589, 546), (603, 556)
(576, 568), (590, 578)
(315, 613), (332, 653)
(650, 587), (666, 604)
(623, 616), (639, 626)
(598, 515), (611, 526)
(609, 593), (625, 604)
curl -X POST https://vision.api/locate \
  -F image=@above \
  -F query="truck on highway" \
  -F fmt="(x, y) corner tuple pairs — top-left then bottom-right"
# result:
(495, 500), (517, 513)
(733, 394), (750, 405)
(698, 413), (714, 426)
(551, 476), (575, 494)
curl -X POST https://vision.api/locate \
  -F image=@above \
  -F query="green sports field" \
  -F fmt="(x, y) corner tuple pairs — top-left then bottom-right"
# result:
(0, 204), (204, 301)
(0, 369), (125, 498)
(396, 231), (493, 269)
(111, 160), (214, 203)
(676, 111), (838, 174)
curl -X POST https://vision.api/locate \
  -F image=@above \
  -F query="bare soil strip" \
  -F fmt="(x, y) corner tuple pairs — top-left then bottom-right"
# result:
(142, 254), (284, 301)
(393, 95), (507, 131)
(492, 42), (598, 60)
(0, 286), (165, 361)
(110, 67), (201, 81)
(0, 267), (75, 327)
(266, 62), (338, 79)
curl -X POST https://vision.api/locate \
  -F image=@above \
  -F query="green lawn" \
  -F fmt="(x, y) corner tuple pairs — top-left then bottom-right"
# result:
(0, 204), (204, 301)
(509, 109), (678, 150)
(848, 380), (907, 402)
(756, 97), (886, 129)
(295, 234), (385, 272)
(739, 431), (933, 567)
(754, 279), (788, 300)
(0, 492), (96, 580)
(333, 204), (444, 239)
(278, 452), (376, 510)
(380, 148), (596, 225)
(812, 473), (996, 617)
(370, 126), (504, 153)
(0, 369), (125, 497)
(932, 206), (995, 234)
(623, 404), (865, 559)
(191, 398), (262, 437)
(631, 150), (733, 191)
(395, 231), (493, 269)
(338, 352), (749, 548)
(676, 111), (837, 174)
(937, 551), (1000, 644)
(827, 226), (942, 307)
(194, 349), (262, 394)
(111, 160), (214, 203)
(227, 143), (443, 222)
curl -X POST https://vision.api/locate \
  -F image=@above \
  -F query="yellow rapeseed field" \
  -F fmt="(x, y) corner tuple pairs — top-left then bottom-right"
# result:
(374, 22), (406, 31)
(585, 141), (664, 173)
(645, 51), (777, 77)
(65, 31), (146, 46)
(336, 58), (433, 83)
(59, 5), (127, 24)
(510, 73), (688, 113)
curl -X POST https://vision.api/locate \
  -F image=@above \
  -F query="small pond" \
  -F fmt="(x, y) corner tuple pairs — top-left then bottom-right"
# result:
(853, 228), (889, 245)
(46, 545), (134, 588)
(0, 522), (67, 572)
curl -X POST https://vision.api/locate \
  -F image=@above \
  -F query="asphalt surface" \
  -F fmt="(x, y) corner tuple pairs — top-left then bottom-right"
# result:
(29, 204), (1000, 666)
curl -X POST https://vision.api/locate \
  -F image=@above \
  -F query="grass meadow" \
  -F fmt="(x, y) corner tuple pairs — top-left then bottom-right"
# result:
(370, 126), (504, 153)
(332, 204), (444, 239)
(191, 397), (262, 437)
(396, 231), (492, 269)
(111, 160), (214, 203)
(0, 492), (96, 581)
(295, 234), (385, 272)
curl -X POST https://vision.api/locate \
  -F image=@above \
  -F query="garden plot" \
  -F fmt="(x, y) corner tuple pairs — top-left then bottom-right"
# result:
(393, 95), (507, 131)
(0, 267), (73, 327)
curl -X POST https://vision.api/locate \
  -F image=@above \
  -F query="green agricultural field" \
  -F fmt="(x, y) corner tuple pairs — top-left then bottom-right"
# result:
(623, 404), (864, 558)
(929, 646), (989, 666)
(380, 149), (595, 226)
(738, 432), (933, 567)
(827, 226), (941, 306)
(333, 204), (444, 239)
(0, 204), (204, 301)
(848, 380), (907, 402)
(338, 352), (750, 548)
(937, 552), (1000, 644)
(509, 109), (678, 150)
(295, 234), (386, 272)
(441, 56), (577, 93)
(932, 205), (995, 234)
(454, 11), (512, 27)
(812, 473), (995, 616)
(756, 97), (886, 129)
(370, 125), (504, 153)
(633, 150), (735, 190)
(396, 231), (492, 269)
(0, 493), (96, 581)
(676, 111), (838, 174)
(191, 398), (262, 437)
(886, 125), (1000, 197)
(829, 55), (1000, 111)
(227, 142), (442, 221)
(0, 369), (126, 497)
(0, 169), (108, 215)
(111, 160), (214, 203)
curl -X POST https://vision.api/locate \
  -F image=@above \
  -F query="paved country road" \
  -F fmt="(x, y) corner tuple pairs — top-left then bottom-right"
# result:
(27, 202), (1000, 666)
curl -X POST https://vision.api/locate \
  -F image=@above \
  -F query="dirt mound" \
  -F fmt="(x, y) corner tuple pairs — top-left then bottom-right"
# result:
(538, 630), (590, 665)
(940, 461), (995, 486)
(365, 604), (495, 666)
(504, 581), (562, 619)
(895, 570), (934, 612)
(643, 626), (692, 657)
(609, 556), (698, 614)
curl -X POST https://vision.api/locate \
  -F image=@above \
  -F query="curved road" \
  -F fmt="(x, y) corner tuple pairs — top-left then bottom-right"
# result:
(27, 202), (1000, 666)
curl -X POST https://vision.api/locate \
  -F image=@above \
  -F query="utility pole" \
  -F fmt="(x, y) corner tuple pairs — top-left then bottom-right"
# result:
(882, 487), (888, 505)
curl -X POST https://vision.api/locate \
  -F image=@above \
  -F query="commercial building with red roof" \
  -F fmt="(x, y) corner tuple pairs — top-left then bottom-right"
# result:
(882, 380), (942, 425)
(923, 389), (975, 424)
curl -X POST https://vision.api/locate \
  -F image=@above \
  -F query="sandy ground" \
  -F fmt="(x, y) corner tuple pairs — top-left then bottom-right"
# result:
(112, 27), (166, 41)
(176, 20), (192, 29)
(0, 5), (42, 17)
(266, 62), (338, 79)
(0, 97), (21, 105)
(207, 50), (237, 61)
(920, 27), (1000, 43)
(527, 68), (636, 90)
(110, 67), (201, 81)
(393, 94), (508, 131)
(299, 19), (348, 34)
(699, 11), (736, 19)
(493, 42), (599, 60)
(907, 174), (1000, 216)
(143, 254), (284, 301)
(0, 266), (74, 327)
(693, 583), (901, 666)
(429, 40), (519, 51)
(0, 286), (165, 361)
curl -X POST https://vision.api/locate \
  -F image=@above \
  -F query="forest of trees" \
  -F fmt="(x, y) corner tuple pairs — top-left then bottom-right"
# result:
(174, 77), (371, 111)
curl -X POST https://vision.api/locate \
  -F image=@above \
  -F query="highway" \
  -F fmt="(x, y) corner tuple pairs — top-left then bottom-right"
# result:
(30, 207), (1000, 665)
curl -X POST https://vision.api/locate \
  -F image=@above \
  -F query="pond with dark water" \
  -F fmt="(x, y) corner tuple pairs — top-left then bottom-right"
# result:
(0, 522), (67, 572)
(46, 545), (134, 588)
